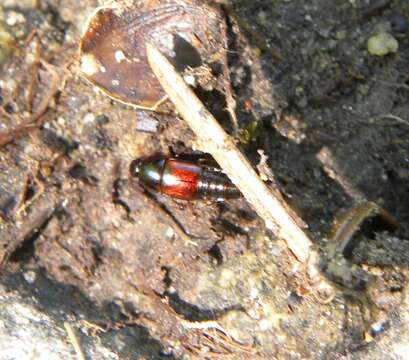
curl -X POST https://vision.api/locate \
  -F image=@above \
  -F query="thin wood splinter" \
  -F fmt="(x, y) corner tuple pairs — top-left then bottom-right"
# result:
(64, 321), (86, 360)
(146, 43), (314, 264)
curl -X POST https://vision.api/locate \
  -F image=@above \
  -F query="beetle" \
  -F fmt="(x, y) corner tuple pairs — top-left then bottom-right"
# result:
(130, 155), (240, 200)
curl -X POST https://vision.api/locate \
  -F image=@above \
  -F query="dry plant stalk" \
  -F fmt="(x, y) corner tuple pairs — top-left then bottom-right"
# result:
(64, 321), (86, 360)
(146, 43), (313, 263)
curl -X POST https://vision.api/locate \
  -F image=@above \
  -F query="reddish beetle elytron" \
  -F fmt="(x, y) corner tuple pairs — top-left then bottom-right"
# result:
(130, 155), (240, 200)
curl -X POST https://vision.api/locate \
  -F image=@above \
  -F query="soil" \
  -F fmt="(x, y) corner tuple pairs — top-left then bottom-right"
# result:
(0, 0), (408, 359)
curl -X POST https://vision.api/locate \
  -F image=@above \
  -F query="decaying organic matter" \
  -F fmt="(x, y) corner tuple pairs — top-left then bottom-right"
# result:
(79, 0), (225, 109)
(1, 0), (409, 359)
(324, 202), (398, 289)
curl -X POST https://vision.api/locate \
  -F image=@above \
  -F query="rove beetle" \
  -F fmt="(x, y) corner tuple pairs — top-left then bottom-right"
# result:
(130, 155), (240, 200)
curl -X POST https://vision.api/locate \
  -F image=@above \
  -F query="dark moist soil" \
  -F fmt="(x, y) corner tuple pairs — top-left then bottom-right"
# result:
(1, 0), (409, 359)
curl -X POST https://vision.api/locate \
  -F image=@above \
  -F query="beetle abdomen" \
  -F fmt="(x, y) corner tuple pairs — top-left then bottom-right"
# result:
(197, 169), (240, 199)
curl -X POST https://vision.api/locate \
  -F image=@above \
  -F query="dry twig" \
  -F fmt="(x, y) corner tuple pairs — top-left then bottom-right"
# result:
(146, 43), (313, 264)
(64, 321), (87, 360)
(13, 164), (46, 219)
(374, 113), (409, 127)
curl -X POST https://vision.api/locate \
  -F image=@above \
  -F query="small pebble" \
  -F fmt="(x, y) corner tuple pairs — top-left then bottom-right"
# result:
(83, 112), (96, 124)
(57, 117), (66, 126)
(23, 270), (36, 284)
(165, 227), (175, 239)
(96, 114), (109, 125)
(183, 74), (195, 86)
(5, 11), (25, 26)
(370, 321), (388, 336)
(367, 32), (398, 56)
(135, 115), (158, 133)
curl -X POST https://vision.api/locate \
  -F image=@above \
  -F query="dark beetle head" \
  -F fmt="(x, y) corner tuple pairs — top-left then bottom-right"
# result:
(130, 159), (143, 177)
(130, 156), (165, 192)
